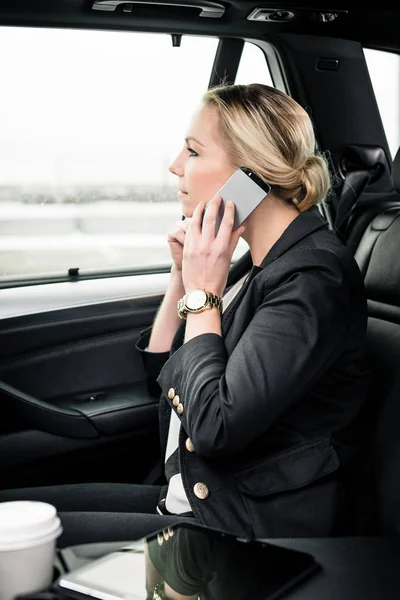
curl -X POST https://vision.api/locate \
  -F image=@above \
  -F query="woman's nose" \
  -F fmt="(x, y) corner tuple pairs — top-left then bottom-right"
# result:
(169, 153), (184, 177)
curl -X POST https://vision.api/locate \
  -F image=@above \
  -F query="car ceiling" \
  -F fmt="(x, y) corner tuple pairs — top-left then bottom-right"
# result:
(0, 1), (399, 53)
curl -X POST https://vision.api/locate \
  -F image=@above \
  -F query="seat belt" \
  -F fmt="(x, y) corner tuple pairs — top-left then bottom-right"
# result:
(332, 145), (386, 243)
(142, 458), (165, 485)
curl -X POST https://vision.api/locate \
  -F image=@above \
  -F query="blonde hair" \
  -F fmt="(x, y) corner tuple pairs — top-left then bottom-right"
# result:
(202, 83), (330, 212)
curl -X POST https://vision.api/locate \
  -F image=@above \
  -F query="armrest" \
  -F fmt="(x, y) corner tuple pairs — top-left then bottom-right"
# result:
(0, 381), (158, 439)
(68, 384), (159, 436)
(0, 380), (99, 439)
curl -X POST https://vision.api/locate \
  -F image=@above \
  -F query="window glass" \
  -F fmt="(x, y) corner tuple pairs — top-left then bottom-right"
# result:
(0, 28), (218, 279)
(364, 48), (400, 159)
(235, 42), (273, 87)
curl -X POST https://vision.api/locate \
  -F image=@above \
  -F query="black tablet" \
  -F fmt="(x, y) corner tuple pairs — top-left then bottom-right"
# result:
(58, 522), (320, 600)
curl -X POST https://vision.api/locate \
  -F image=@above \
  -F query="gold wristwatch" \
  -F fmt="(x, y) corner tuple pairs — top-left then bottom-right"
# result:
(177, 289), (223, 320)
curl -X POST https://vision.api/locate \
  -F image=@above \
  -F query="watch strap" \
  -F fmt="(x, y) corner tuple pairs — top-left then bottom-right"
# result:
(177, 290), (222, 320)
(205, 291), (223, 312)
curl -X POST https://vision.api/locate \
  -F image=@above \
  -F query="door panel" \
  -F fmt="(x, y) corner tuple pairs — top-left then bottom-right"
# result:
(1, 321), (149, 400)
(0, 274), (169, 490)
(0, 430), (152, 489)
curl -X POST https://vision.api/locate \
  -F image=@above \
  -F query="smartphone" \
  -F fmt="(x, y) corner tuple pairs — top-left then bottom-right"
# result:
(204, 167), (271, 234)
(58, 522), (319, 600)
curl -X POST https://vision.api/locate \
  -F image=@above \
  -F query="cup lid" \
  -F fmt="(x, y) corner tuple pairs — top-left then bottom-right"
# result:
(0, 501), (62, 549)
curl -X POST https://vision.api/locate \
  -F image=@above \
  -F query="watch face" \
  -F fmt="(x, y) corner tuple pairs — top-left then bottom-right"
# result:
(186, 289), (207, 311)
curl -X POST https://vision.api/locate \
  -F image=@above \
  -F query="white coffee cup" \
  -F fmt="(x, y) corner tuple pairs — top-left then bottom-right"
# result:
(0, 501), (62, 600)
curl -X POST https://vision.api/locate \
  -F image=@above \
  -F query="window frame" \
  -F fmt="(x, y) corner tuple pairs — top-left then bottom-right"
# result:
(0, 32), (278, 290)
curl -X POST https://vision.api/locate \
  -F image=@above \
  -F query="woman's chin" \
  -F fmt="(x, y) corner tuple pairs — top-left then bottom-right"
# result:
(181, 202), (195, 219)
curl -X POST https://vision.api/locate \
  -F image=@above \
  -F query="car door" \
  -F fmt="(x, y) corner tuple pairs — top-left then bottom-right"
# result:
(0, 27), (272, 491)
(0, 28), (226, 489)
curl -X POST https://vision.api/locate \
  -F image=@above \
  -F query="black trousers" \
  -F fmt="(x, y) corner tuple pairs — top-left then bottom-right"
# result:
(0, 483), (189, 548)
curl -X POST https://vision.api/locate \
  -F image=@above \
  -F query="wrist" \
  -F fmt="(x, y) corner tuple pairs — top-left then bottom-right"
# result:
(184, 303), (222, 342)
(170, 264), (182, 277)
(170, 265), (184, 287)
(185, 286), (223, 298)
(186, 305), (221, 318)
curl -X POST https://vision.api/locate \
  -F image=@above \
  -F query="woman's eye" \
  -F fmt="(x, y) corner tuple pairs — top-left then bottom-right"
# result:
(187, 146), (198, 157)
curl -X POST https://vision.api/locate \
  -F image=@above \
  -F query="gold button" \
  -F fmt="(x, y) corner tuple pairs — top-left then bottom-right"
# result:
(168, 388), (175, 400)
(157, 533), (164, 546)
(194, 482), (209, 500)
(172, 395), (180, 407)
(167, 527), (174, 537)
(177, 403), (184, 415)
(185, 438), (195, 453)
(163, 529), (169, 541)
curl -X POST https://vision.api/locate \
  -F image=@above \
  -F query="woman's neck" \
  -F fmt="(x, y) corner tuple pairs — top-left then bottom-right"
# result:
(243, 197), (300, 267)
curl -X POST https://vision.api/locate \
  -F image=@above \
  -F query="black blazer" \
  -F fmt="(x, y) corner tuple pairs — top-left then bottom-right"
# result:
(136, 207), (370, 539)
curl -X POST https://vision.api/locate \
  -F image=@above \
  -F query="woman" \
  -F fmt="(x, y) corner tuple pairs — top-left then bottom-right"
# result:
(0, 84), (369, 546)
(136, 82), (369, 539)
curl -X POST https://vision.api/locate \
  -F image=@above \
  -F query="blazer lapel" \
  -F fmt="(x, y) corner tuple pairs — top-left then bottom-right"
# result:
(260, 207), (327, 269)
(221, 266), (261, 336)
(221, 207), (328, 336)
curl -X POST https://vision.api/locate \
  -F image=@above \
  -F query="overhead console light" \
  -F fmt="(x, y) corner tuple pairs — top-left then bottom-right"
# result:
(318, 11), (343, 22)
(247, 7), (348, 22)
(92, 0), (225, 17)
(247, 9), (295, 22)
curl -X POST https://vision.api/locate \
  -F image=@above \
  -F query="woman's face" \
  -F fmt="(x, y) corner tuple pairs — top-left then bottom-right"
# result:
(169, 104), (236, 218)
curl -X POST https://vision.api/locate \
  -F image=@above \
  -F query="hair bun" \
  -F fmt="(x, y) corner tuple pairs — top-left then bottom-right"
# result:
(293, 154), (330, 212)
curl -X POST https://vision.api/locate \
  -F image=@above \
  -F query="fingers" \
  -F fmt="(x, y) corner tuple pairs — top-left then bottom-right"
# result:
(229, 225), (245, 257)
(168, 220), (189, 246)
(180, 217), (191, 233)
(201, 195), (222, 242)
(216, 200), (235, 240)
(186, 196), (241, 253)
(189, 200), (206, 238)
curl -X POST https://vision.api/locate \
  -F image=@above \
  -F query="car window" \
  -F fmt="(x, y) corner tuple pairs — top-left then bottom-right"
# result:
(0, 27), (218, 281)
(235, 42), (274, 87)
(364, 48), (400, 159)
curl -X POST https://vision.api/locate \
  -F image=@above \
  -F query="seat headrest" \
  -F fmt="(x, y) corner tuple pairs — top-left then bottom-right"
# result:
(340, 145), (387, 184)
(357, 210), (400, 307)
(392, 147), (400, 193)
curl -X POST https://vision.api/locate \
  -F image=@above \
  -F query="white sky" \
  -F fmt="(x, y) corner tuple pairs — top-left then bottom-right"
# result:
(0, 27), (271, 186)
(0, 27), (397, 186)
(0, 28), (216, 185)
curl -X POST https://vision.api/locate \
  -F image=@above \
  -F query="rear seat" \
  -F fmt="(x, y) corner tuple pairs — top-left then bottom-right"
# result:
(354, 165), (400, 534)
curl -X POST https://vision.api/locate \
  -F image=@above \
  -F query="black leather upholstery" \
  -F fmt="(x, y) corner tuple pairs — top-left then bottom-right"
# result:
(367, 315), (400, 534)
(333, 145), (389, 242)
(354, 197), (400, 534)
(355, 209), (400, 304)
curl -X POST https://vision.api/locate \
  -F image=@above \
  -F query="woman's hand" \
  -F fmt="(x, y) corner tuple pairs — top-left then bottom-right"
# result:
(182, 195), (244, 298)
(167, 218), (191, 272)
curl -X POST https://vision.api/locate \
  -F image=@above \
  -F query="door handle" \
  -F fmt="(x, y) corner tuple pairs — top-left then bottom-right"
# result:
(92, 0), (225, 18)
